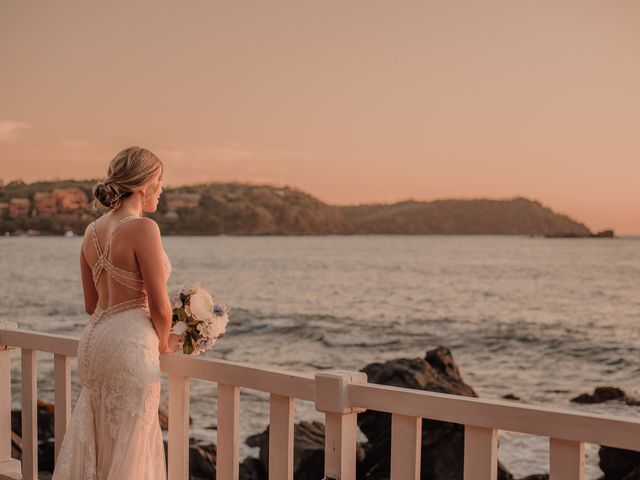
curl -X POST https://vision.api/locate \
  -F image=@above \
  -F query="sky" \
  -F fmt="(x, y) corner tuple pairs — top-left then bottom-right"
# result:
(1, 1), (638, 234)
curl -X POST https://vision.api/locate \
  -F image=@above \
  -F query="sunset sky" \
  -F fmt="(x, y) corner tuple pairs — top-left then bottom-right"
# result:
(1, 1), (638, 234)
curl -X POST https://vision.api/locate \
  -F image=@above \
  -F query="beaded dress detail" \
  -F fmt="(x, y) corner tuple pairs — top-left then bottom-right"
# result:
(52, 216), (170, 480)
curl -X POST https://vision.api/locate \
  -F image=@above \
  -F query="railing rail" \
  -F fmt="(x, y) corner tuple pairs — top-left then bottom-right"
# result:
(1, 325), (640, 480)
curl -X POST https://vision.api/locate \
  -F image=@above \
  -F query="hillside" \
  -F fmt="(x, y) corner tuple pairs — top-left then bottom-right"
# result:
(339, 197), (592, 236)
(155, 183), (348, 235)
(0, 180), (593, 236)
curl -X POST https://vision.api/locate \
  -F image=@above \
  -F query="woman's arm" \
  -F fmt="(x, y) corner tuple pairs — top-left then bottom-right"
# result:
(80, 235), (98, 315)
(133, 217), (175, 353)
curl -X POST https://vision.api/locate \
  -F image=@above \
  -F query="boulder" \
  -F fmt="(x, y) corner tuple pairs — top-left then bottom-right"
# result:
(502, 394), (521, 401)
(239, 456), (266, 480)
(245, 420), (330, 480)
(358, 346), (516, 480)
(189, 439), (217, 479)
(11, 400), (57, 473)
(621, 467), (640, 480)
(571, 386), (640, 406)
(163, 437), (266, 480)
(599, 446), (640, 479)
(11, 400), (55, 445)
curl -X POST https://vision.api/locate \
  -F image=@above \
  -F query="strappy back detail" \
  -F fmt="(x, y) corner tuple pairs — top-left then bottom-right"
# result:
(91, 216), (145, 293)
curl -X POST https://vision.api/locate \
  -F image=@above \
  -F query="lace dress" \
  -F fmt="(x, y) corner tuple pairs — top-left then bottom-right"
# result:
(52, 216), (172, 480)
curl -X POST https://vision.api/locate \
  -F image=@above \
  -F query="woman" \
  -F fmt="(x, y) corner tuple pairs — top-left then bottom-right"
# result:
(53, 147), (181, 479)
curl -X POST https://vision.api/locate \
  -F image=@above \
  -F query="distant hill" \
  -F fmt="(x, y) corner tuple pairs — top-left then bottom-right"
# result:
(0, 180), (593, 236)
(155, 183), (349, 235)
(340, 197), (592, 236)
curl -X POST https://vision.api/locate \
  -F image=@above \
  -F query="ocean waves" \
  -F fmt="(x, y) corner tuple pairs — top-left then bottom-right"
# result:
(3, 235), (640, 477)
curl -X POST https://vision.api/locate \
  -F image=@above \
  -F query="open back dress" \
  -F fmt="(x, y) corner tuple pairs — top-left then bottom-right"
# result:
(52, 215), (171, 480)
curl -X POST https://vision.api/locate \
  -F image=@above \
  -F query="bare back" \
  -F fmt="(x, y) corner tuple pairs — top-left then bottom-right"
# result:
(82, 214), (146, 310)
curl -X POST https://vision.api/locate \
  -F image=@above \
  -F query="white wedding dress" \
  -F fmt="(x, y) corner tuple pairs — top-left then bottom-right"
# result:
(53, 216), (171, 480)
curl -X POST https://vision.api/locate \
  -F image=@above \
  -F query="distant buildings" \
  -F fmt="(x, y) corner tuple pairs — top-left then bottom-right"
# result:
(34, 192), (57, 216)
(9, 198), (30, 218)
(0, 188), (89, 221)
(52, 188), (88, 212)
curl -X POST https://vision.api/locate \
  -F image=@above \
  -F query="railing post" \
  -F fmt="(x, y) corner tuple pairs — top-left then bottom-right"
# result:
(391, 414), (422, 480)
(54, 354), (71, 462)
(463, 425), (498, 480)
(21, 348), (38, 480)
(217, 383), (240, 480)
(0, 322), (21, 477)
(168, 374), (190, 480)
(315, 370), (367, 480)
(550, 438), (584, 479)
(269, 393), (295, 480)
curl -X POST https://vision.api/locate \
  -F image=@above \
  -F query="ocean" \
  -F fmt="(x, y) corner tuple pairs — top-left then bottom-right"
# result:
(1, 235), (638, 478)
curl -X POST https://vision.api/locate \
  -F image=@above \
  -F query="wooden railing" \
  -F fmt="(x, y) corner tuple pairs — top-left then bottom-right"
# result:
(1, 323), (640, 480)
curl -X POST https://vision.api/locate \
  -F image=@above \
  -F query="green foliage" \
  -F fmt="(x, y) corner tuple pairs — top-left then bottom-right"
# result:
(0, 180), (592, 236)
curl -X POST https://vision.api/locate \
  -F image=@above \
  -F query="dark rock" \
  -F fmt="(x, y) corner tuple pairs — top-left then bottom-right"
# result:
(162, 437), (226, 480)
(239, 457), (266, 480)
(499, 468), (515, 480)
(11, 400), (57, 473)
(189, 439), (217, 479)
(571, 386), (640, 406)
(592, 230), (615, 238)
(358, 346), (514, 480)
(599, 446), (640, 479)
(502, 394), (521, 401)
(246, 420), (329, 480)
(622, 468), (640, 480)
(11, 400), (56, 444)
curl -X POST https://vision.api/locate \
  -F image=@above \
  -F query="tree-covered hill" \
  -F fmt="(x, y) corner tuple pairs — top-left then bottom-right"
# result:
(339, 197), (592, 236)
(0, 180), (593, 236)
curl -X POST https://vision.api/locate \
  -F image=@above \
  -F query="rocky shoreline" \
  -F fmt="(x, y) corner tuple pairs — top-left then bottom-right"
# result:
(10, 346), (639, 479)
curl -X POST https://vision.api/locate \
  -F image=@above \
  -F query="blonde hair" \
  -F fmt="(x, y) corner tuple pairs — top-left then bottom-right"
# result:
(92, 147), (162, 211)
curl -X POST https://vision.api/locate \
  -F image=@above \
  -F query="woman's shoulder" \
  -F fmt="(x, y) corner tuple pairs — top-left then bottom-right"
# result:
(128, 216), (160, 231)
(126, 216), (162, 244)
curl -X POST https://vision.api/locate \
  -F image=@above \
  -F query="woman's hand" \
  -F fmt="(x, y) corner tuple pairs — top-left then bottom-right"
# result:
(160, 333), (183, 354)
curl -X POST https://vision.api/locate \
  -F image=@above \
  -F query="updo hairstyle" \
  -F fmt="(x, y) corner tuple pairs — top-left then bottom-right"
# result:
(92, 147), (162, 211)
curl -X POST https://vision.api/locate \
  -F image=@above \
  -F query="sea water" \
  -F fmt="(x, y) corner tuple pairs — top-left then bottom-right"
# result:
(1, 235), (638, 478)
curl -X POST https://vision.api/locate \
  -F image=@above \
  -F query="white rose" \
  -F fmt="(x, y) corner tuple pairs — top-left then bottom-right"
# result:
(185, 304), (192, 318)
(189, 289), (213, 321)
(211, 315), (228, 338)
(171, 321), (188, 336)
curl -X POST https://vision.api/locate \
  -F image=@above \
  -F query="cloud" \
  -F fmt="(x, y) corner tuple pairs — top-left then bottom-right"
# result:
(0, 121), (30, 142)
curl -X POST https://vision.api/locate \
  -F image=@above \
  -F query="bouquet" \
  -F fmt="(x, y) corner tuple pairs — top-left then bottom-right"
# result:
(169, 283), (229, 355)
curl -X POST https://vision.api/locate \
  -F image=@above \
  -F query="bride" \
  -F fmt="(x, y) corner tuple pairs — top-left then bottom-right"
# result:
(52, 147), (181, 479)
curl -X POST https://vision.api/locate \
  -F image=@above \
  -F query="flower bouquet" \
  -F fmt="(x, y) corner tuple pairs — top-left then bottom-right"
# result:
(169, 283), (229, 355)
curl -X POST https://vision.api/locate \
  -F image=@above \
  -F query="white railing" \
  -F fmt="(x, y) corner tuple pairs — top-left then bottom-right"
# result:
(1, 323), (640, 480)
